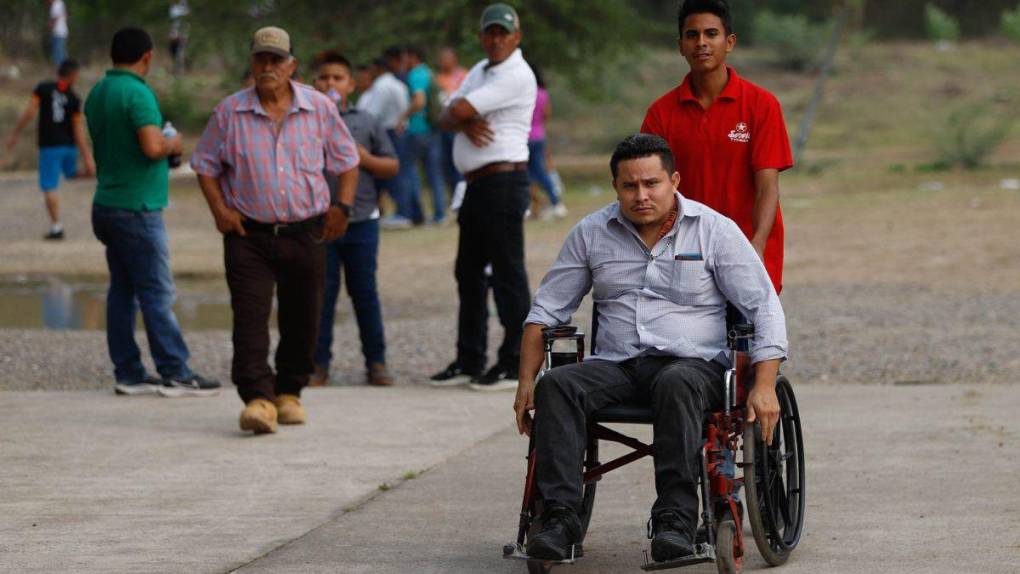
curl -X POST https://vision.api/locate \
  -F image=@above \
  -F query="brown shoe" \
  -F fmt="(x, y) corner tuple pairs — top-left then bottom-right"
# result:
(275, 394), (306, 425)
(308, 364), (329, 387)
(239, 399), (278, 434)
(367, 363), (394, 386)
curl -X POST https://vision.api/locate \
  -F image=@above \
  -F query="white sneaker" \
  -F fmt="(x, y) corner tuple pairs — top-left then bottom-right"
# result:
(552, 203), (568, 219)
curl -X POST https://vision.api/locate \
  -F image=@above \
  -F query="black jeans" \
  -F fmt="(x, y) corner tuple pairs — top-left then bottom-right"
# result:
(533, 356), (726, 535)
(224, 228), (325, 403)
(454, 170), (531, 372)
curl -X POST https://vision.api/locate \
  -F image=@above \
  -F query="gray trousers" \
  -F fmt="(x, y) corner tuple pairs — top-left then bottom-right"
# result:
(532, 355), (726, 535)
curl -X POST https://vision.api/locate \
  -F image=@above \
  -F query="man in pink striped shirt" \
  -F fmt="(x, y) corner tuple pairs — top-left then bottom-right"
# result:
(191, 26), (359, 434)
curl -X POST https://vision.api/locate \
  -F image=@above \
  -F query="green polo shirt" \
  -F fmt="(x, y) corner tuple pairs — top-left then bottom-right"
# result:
(85, 69), (168, 210)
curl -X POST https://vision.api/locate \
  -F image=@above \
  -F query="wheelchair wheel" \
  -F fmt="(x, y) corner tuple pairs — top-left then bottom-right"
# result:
(743, 375), (805, 566)
(578, 438), (598, 539)
(715, 519), (742, 574)
(527, 560), (553, 574)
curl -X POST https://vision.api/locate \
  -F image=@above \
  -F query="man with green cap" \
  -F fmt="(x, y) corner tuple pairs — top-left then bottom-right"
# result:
(432, 3), (537, 391)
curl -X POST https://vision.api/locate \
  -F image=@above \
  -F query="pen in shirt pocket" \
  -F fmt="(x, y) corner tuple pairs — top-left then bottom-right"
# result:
(674, 253), (704, 261)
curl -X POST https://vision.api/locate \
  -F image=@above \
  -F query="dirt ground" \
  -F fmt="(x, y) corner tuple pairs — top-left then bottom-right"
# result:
(0, 161), (1018, 390)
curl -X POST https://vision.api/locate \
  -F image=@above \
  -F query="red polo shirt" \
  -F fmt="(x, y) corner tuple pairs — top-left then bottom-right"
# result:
(641, 67), (793, 292)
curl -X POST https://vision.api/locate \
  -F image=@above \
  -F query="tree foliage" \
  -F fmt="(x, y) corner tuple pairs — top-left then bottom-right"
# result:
(2, 0), (644, 92)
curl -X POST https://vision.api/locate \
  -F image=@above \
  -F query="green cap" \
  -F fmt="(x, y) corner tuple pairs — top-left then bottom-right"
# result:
(480, 3), (520, 32)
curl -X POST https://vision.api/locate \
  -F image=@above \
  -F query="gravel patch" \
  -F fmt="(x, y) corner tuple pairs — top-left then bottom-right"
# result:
(2, 283), (1017, 391)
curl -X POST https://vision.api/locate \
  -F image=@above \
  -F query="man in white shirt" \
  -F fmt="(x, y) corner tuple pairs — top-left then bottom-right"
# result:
(430, 3), (537, 391)
(357, 49), (413, 227)
(49, 0), (69, 66)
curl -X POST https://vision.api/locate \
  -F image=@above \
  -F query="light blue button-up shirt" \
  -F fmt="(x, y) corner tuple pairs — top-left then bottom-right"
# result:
(526, 193), (787, 365)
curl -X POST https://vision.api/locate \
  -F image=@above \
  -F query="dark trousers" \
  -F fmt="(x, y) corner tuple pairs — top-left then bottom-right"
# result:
(314, 219), (385, 368)
(454, 170), (531, 372)
(533, 356), (726, 535)
(224, 229), (325, 403)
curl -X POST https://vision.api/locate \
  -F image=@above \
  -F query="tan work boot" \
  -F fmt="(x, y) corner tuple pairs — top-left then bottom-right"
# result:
(239, 398), (278, 434)
(275, 394), (306, 425)
(308, 364), (329, 387)
(367, 363), (394, 386)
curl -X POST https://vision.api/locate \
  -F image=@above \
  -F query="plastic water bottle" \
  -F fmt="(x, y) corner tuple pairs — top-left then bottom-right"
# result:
(162, 121), (181, 168)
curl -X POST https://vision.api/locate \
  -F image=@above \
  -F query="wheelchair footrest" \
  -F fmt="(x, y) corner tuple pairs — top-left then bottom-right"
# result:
(640, 544), (716, 571)
(502, 542), (582, 565)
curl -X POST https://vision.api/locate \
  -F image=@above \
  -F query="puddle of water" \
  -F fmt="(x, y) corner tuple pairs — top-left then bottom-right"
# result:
(0, 275), (245, 331)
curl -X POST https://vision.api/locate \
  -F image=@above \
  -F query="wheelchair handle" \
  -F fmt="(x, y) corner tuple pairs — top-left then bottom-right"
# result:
(727, 323), (754, 352)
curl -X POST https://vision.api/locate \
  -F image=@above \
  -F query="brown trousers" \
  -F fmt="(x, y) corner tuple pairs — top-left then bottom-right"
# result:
(224, 229), (325, 403)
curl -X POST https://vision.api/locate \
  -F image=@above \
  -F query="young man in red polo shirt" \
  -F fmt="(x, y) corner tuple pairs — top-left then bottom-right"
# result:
(642, 0), (792, 293)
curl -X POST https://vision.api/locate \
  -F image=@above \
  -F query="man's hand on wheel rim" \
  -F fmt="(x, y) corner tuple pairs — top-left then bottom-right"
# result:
(514, 380), (535, 436)
(746, 383), (780, 446)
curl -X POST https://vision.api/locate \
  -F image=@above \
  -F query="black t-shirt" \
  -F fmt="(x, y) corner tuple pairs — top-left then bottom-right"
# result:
(33, 81), (80, 148)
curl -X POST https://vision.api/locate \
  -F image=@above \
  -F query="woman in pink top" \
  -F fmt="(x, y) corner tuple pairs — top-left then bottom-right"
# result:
(527, 64), (566, 217)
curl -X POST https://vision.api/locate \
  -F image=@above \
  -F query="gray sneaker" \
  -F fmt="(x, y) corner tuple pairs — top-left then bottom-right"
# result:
(114, 375), (162, 396)
(158, 374), (221, 398)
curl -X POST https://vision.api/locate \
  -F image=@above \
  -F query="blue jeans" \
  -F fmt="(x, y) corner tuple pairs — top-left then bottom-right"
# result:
(91, 204), (192, 383)
(528, 139), (559, 206)
(401, 131), (446, 223)
(314, 219), (386, 368)
(50, 36), (66, 66)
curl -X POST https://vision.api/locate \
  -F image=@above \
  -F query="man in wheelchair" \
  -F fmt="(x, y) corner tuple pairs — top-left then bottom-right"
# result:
(513, 134), (787, 563)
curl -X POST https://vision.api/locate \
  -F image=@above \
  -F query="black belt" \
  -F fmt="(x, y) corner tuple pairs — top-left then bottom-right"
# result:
(242, 215), (322, 236)
(464, 161), (527, 184)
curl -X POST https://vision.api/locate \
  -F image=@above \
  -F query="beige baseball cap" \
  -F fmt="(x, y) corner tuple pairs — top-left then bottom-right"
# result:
(250, 26), (291, 57)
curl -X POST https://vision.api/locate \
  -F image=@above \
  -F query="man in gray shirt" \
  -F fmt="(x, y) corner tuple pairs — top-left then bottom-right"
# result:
(513, 134), (787, 563)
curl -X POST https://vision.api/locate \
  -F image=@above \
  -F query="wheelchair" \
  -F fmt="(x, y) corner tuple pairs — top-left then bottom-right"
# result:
(502, 311), (805, 573)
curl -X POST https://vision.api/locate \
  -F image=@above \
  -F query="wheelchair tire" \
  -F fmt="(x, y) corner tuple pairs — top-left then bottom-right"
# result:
(578, 439), (598, 540)
(742, 375), (805, 566)
(527, 560), (553, 574)
(714, 520), (742, 574)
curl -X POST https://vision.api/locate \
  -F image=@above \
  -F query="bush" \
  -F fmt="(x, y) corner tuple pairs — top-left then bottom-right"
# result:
(924, 4), (961, 43)
(154, 78), (209, 133)
(933, 103), (1013, 170)
(1003, 4), (1020, 43)
(752, 11), (830, 71)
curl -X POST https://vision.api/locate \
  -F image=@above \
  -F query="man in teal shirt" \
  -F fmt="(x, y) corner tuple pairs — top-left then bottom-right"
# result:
(397, 46), (446, 224)
(85, 27), (218, 397)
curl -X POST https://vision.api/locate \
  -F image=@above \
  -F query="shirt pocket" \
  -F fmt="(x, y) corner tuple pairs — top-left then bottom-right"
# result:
(299, 136), (325, 173)
(670, 259), (713, 305)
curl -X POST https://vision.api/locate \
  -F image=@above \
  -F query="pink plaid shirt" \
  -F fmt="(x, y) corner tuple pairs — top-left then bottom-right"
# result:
(191, 81), (359, 223)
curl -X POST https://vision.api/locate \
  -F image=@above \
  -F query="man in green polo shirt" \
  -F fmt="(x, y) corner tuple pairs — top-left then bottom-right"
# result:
(85, 27), (218, 397)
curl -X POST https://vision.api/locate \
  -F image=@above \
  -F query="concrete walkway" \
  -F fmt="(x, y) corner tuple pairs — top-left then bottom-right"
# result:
(0, 387), (511, 573)
(2, 384), (1019, 573)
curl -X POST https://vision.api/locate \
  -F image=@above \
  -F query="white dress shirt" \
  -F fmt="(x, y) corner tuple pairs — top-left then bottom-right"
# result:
(449, 48), (536, 174)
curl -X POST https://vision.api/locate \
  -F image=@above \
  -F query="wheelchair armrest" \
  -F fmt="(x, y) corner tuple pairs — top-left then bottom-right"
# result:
(541, 325), (579, 342)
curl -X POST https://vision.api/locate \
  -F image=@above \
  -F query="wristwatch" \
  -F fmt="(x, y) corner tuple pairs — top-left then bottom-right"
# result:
(332, 202), (352, 217)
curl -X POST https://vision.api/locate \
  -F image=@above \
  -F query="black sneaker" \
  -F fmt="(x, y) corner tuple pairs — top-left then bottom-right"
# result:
(527, 505), (582, 561)
(429, 361), (480, 387)
(114, 375), (163, 396)
(468, 364), (518, 392)
(649, 510), (695, 562)
(158, 373), (221, 397)
(44, 229), (65, 240)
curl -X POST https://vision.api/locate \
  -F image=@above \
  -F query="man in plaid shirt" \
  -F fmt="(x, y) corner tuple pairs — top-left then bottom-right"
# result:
(191, 26), (359, 434)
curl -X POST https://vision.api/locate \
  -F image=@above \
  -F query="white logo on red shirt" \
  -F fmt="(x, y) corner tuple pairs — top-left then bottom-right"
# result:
(728, 121), (750, 143)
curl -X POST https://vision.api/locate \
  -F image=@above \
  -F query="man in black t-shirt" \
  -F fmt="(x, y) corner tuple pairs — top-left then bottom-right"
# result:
(5, 59), (95, 240)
